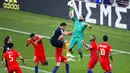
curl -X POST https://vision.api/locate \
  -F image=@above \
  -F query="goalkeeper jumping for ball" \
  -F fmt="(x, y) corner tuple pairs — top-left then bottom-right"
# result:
(67, 6), (92, 61)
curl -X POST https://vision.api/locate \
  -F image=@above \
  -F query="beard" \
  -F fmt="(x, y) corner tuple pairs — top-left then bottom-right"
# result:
(79, 19), (84, 22)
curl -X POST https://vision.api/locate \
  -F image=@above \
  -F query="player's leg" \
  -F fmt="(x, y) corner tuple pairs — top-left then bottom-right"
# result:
(63, 40), (75, 61)
(100, 60), (112, 73)
(61, 56), (69, 73)
(34, 56), (39, 73)
(15, 67), (22, 73)
(87, 58), (93, 73)
(52, 55), (62, 73)
(40, 53), (48, 66)
(68, 38), (76, 53)
(52, 62), (61, 73)
(67, 38), (76, 57)
(77, 39), (83, 60)
(104, 63), (112, 73)
(63, 41), (69, 55)
(87, 57), (98, 73)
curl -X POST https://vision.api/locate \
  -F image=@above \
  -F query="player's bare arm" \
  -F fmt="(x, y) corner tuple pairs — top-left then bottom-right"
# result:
(26, 39), (31, 47)
(19, 55), (25, 65)
(62, 31), (73, 36)
(85, 22), (92, 29)
(84, 44), (92, 51)
(3, 58), (7, 71)
(109, 52), (114, 63)
(0, 45), (4, 51)
(69, 7), (74, 18)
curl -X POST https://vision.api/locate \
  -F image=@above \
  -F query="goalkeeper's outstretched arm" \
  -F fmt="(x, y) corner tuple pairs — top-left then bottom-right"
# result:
(85, 22), (92, 29)
(69, 7), (74, 18)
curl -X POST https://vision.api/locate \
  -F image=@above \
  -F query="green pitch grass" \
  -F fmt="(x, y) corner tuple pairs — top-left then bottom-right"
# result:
(0, 8), (130, 73)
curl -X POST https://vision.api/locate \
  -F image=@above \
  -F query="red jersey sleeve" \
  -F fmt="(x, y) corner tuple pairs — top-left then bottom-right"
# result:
(28, 38), (33, 44)
(107, 45), (112, 53)
(97, 45), (100, 51)
(35, 36), (40, 40)
(15, 51), (21, 57)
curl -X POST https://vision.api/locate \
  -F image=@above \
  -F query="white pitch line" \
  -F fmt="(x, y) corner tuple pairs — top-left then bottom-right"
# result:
(0, 27), (130, 54)
(17, 52), (119, 62)
(113, 49), (130, 54)
(19, 65), (51, 73)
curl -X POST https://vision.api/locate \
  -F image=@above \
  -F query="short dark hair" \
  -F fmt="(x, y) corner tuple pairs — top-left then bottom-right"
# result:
(91, 35), (96, 40)
(103, 35), (108, 42)
(4, 36), (10, 43)
(81, 14), (85, 19)
(60, 23), (67, 26)
(8, 43), (14, 49)
(30, 33), (35, 38)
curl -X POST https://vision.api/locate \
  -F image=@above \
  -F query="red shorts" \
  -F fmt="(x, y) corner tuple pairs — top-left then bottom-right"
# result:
(99, 59), (112, 72)
(8, 66), (22, 73)
(55, 55), (66, 62)
(88, 57), (98, 69)
(55, 48), (66, 62)
(34, 53), (46, 64)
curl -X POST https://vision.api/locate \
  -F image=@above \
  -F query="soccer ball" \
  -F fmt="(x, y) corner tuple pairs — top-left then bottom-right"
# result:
(67, 1), (74, 7)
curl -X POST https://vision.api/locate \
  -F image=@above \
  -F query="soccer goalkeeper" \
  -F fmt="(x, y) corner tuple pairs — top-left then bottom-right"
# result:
(67, 6), (92, 61)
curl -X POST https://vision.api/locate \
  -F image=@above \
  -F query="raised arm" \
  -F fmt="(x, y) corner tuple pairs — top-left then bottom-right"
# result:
(36, 36), (43, 43)
(69, 7), (78, 22)
(69, 7), (74, 18)
(26, 39), (31, 47)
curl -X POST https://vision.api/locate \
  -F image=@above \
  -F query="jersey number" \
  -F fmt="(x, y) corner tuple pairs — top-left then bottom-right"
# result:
(9, 55), (13, 62)
(101, 49), (105, 55)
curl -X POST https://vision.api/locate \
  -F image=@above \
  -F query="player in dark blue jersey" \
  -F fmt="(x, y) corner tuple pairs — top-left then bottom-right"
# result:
(50, 22), (72, 73)
(0, 36), (12, 67)
(50, 23), (72, 48)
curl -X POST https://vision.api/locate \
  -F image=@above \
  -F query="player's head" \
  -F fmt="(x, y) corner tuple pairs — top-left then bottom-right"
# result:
(8, 43), (14, 49)
(103, 35), (108, 42)
(79, 14), (85, 22)
(30, 33), (36, 40)
(60, 22), (67, 30)
(90, 35), (96, 41)
(4, 36), (12, 44)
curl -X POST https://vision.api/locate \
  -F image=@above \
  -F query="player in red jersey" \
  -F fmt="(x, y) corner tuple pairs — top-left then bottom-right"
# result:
(84, 35), (98, 73)
(3, 43), (24, 73)
(26, 33), (48, 73)
(97, 35), (114, 73)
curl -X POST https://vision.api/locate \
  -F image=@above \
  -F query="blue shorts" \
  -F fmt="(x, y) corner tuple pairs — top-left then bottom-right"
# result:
(50, 38), (63, 48)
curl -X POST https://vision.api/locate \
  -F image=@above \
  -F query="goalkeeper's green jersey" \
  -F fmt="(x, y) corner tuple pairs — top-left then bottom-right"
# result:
(71, 17), (87, 39)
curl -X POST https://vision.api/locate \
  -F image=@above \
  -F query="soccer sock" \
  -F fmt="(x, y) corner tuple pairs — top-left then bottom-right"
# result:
(87, 69), (92, 73)
(66, 64), (69, 73)
(34, 66), (38, 73)
(69, 49), (72, 53)
(52, 66), (59, 73)
(64, 42), (69, 54)
(104, 72), (112, 73)
(78, 51), (83, 59)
